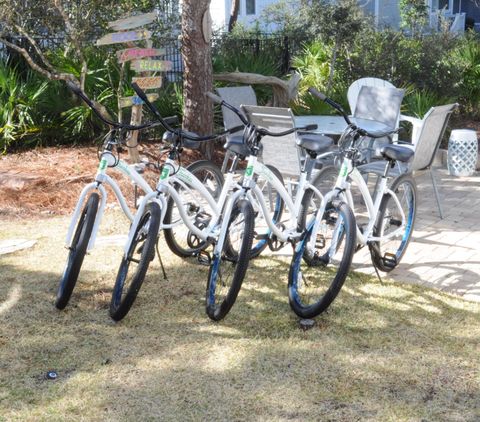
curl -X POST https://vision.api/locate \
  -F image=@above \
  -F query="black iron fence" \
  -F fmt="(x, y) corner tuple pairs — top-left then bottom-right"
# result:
(0, 33), (306, 80)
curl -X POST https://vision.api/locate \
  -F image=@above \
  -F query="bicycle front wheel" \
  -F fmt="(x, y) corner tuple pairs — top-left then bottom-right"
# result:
(288, 199), (356, 319)
(164, 160), (224, 258)
(206, 199), (255, 321)
(369, 173), (417, 272)
(109, 201), (161, 321)
(56, 192), (99, 310)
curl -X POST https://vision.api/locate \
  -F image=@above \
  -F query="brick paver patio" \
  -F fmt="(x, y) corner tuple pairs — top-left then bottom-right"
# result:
(352, 168), (480, 302)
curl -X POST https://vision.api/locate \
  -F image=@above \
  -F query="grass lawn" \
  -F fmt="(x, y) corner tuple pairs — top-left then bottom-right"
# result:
(1, 212), (479, 421)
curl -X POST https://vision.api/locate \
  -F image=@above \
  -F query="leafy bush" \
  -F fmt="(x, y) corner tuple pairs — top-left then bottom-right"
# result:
(0, 62), (55, 151)
(452, 33), (480, 115)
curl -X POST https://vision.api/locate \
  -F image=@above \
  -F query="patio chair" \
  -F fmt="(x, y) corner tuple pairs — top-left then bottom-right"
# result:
(347, 77), (396, 116)
(353, 85), (405, 162)
(358, 103), (458, 219)
(240, 105), (302, 178)
(216, 86), (257, 172)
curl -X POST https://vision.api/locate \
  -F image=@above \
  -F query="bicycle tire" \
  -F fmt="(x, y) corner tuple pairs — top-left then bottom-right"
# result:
(288, 198), (356, 318)
(164, 160), (224, 258)
(369, 173), (417, 272)
(250, 164), (285, 258)
(109, 201), (161, 321)
(206, 199), (255, 321)
(55, 192), (99, 310)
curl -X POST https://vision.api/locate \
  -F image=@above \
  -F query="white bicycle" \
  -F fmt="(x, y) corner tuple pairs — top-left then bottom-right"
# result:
(288, 88), (417, 317)
(56, 83), (225, 320)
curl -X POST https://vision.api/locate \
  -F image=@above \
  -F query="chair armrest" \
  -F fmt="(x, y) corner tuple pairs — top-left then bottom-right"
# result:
(400, 114), (423, 145)
(400, 114), (422, 126)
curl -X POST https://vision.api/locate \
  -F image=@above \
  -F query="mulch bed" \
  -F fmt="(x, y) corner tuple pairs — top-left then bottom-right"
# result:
(0, 143), (214, 219)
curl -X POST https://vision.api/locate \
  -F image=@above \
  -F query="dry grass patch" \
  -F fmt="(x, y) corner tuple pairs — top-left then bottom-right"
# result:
(0, 213), (479, 421)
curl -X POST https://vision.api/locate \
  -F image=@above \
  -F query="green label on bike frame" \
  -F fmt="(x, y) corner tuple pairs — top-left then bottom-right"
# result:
(160, 166), (170, 180)
(99, 158), (107, 171)
(245, 166), (254, 177)
(340, 163), (348, 177)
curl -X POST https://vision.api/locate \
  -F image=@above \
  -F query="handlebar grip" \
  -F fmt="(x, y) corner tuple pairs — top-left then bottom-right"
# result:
(308, 87), (327, 101)
(304, 124), (318, 131)
(206, 91), (223, 105)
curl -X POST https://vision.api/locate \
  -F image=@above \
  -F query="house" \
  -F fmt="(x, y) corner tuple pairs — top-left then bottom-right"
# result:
(209, 0), (480, 33)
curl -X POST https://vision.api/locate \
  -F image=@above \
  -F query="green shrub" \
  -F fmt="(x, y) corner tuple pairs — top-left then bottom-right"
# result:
(0, 62), (55, 151)
(452, 33), (480, 115)
(290, 41), (349, 115)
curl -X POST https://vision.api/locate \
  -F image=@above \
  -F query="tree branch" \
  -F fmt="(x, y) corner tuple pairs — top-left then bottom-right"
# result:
(0, 37), (76, 82)
(12, 23), (57, 73)
(53, 0), (88, 90)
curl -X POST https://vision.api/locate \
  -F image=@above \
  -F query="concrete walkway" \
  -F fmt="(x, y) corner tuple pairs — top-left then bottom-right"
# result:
(352, 168), (480, 302)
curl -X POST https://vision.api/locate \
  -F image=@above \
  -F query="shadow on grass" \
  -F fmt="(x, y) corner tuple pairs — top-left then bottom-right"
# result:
(0, 248), (479, 420)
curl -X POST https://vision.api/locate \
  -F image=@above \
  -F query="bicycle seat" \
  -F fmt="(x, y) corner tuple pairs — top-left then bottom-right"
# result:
(224, 135), (262, 157)
(296, 134), (333, 154)
(379, 145), (414, 163)
(162, 130), (203, 150)
(224, 135), (249, 157)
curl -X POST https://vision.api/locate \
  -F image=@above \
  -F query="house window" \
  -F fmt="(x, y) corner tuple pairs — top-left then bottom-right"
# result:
(246, 0), (255, 15)
(438, 0), (453, 13)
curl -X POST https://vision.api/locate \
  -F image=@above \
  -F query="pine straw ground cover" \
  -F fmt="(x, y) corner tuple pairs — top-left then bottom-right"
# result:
(0, 212), (479, 421)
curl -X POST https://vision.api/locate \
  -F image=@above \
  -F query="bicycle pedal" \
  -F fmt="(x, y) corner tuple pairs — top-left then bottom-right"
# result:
(197, 250), (211, 266)
(382, 252), (397, 269)
(389, 218), (402, 227)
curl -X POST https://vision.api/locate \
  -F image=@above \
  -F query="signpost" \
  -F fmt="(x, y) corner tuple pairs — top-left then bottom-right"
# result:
(96, 30), (151, 46)
(119, 93), (159, 108)
(96, 11), (171, 163)
(132, 76), (163, 90)
(131, 60), (173, 72)
(117, 48), (165, 63)
(108, 12), (157, 31)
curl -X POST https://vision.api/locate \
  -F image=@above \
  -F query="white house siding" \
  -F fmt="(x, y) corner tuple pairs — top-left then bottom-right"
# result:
(210, 0), (301, 31)
(210, 0), (228, 30)
(376, 0), (401, 29)
(209, 0), (404, 32)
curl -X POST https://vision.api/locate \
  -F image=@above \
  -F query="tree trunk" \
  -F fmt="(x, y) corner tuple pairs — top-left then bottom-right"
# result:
(228, 0), (240, 32)
(181, 0), (214, 159)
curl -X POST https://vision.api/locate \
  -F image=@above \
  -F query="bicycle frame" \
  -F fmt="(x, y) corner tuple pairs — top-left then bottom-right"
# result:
(307, 155), (407, 253)
(243, 154), (323, 244)
(65, 154), (153, 252)
(122, 155), (249, 259)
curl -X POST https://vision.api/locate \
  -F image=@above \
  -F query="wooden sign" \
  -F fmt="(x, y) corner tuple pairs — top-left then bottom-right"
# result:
(119, 93), (159, 108)
(96, 30), (152, 46)
(131, 60), (173, 72)
(117, 47), (165, 63)
(132, 76), (163, 90)
(108, 12), (157, 31)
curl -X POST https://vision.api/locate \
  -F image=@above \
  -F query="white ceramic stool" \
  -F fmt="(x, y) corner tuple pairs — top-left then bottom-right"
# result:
(447, 129), (478, 176)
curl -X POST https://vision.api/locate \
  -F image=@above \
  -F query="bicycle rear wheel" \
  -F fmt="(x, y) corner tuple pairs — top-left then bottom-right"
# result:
(369, 173), (417, 272)
(56, 192), (99, 310)
(163, 160), (224, 257)
(206, 199), (254, 321)
(288, 198), (356, 319)
(109, 201), (161, 321)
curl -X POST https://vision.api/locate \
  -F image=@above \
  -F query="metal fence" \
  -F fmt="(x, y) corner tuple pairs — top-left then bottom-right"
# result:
(0, 33), (304, 80)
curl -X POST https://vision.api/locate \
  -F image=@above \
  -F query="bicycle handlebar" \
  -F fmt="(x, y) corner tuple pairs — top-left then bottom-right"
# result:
(307, 87), (400, 139)
(206, 91), (318, 137)
(132, 83), (235, 142)
(66, 81), (170, 131)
